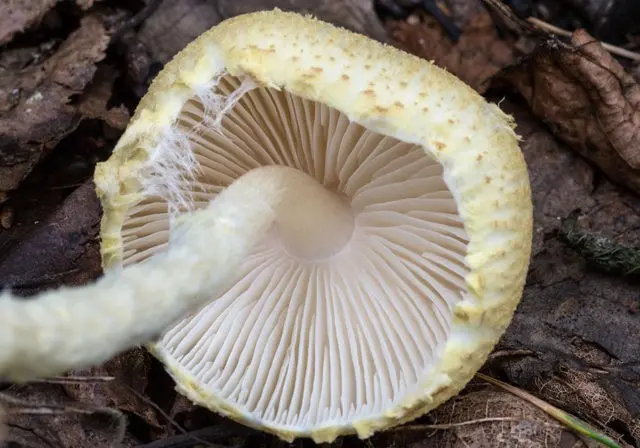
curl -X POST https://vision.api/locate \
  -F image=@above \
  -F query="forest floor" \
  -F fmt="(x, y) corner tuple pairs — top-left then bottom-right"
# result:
(0, 0), (639, 447)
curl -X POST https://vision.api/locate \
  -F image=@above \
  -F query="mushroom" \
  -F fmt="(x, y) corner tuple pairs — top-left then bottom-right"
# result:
(95, 9), (533, 443)
(0, 9), (532, 444)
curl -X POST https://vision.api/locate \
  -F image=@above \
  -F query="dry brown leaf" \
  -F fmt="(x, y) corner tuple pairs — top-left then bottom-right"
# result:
(64, 348), (163, 431)
(0, 15), (110, 192)
(388, 12), (515, 93)
(496, 29), (640, 195)
(0, 0), (58, 45)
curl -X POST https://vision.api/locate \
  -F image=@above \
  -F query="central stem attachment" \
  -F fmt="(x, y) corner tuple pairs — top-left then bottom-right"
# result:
(220, 165), (355, 261)
(270, 171), (355, 262)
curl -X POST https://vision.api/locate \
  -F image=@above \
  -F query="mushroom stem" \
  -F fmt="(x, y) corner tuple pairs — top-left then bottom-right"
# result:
(0, 165), (349, 382)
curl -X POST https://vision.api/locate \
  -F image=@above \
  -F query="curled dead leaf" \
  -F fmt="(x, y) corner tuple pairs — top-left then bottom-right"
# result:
(496, 29), (640, 195)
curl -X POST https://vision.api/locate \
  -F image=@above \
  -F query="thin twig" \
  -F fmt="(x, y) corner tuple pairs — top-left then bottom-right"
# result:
(396, 416), (562, 431)
(527, 17), (640, 61)
(482, 0), (640, 61)
(25, 376), (116, 384)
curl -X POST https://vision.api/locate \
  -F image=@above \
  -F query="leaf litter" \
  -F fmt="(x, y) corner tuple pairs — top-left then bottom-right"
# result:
(2, 0), (640, 447)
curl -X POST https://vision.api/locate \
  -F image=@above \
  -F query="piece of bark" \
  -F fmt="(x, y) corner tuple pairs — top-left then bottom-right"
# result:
(495, 29), (640, 196)
(0, 15), (110, 192)
(0, 0), (58, 45)
(136, 0), (388, 65)
(388, 12), (515, 93)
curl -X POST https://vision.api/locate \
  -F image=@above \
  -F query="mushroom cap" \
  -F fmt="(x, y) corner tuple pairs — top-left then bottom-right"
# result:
(94, 9), (532, 443)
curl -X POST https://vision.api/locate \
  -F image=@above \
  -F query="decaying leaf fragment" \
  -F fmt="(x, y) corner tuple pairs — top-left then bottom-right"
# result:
(0, 0), (58, 45)
(497, 29), (640, 195)
(388, 12), (515, 93)
(0, 0), (111, 45)
(0, 15), (110, 192)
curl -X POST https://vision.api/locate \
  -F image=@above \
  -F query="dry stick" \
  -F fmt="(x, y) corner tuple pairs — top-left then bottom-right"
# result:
(527, 17), (640, 61)
(25, 376), (116, 384)
(396, 416), (563, 431)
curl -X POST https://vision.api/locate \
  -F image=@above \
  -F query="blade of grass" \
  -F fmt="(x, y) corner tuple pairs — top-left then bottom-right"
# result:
(476, 373), (622, 448)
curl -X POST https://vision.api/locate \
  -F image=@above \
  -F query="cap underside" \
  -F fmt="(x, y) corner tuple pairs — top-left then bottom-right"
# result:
(118, 74), (472, 430)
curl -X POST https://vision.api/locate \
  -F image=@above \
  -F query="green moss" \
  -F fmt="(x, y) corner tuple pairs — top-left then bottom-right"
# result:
(559, 210), (640, 276)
